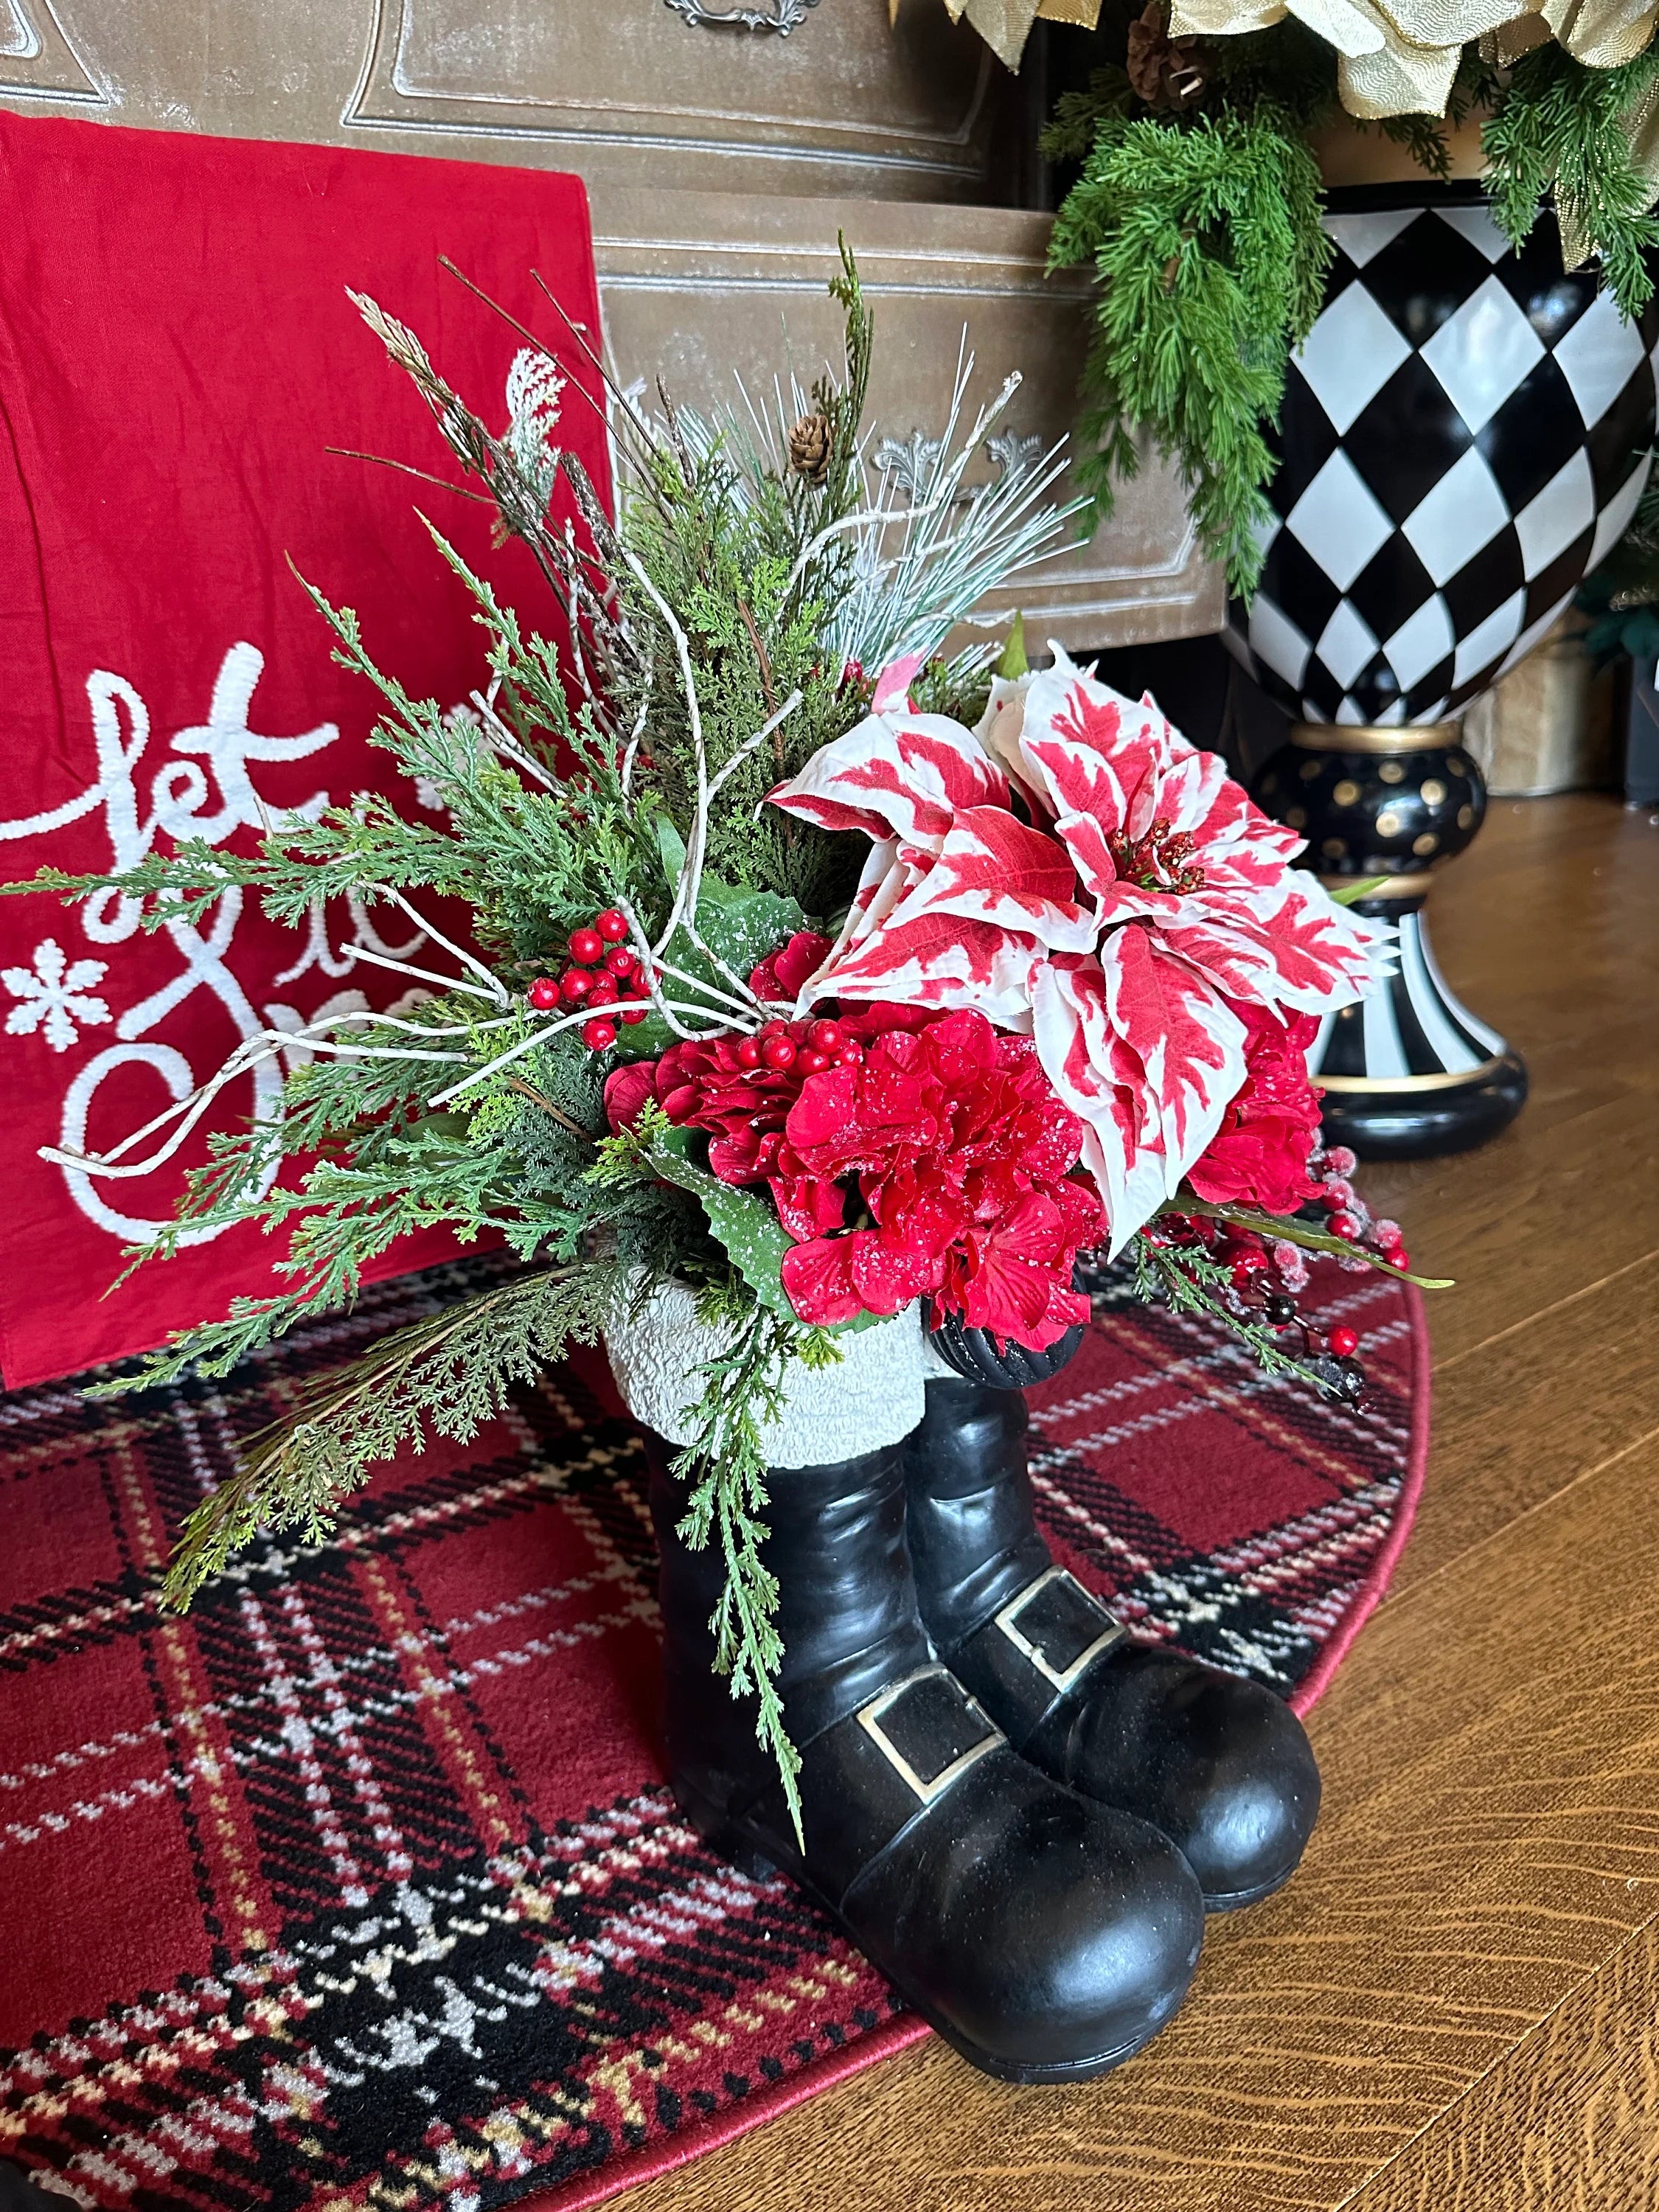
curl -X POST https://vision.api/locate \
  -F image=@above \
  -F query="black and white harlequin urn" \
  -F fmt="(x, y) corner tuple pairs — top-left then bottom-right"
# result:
(1229, 184), (1659, 1158)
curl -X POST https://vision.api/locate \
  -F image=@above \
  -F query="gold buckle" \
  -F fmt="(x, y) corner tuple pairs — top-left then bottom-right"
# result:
(993, 1567), (1124, 1695)
(854, 1666), (1001, 1806)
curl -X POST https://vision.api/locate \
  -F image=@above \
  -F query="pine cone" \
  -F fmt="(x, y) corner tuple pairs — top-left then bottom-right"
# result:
(1126, 0), (1206, 111)
(788, 411), (833, 486)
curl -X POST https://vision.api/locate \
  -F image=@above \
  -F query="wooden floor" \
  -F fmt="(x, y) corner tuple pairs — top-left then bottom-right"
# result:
(622, 791), (1659, 2212)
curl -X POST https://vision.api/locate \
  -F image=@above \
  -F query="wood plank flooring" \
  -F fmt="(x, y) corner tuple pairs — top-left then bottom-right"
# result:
(620, 791), (1659, 2212)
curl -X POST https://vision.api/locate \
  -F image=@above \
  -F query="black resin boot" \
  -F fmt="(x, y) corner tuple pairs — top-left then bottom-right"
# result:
(904, 1380), (1321, 1912)
(647, 1432), (1205, 2084)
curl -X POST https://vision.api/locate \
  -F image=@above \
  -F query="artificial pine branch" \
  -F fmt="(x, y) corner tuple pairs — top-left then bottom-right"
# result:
(1484, 44), (1659, 317)
(1049, 103), (1333, 595)
(159, 1261), (620, 1608)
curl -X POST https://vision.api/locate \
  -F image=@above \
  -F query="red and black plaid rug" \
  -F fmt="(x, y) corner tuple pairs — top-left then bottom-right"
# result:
(0, 1257), (1428, 2212)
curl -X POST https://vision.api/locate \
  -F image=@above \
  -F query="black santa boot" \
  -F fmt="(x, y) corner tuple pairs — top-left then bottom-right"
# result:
(903, 1377), (1321, 1912)
(646, 1430), (1205, 2083)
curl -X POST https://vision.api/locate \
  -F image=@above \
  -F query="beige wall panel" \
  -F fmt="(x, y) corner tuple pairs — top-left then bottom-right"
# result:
(594, 195), (1222, 649)
(0, 0), (1004, 198)
(0, 0), (1221, 647)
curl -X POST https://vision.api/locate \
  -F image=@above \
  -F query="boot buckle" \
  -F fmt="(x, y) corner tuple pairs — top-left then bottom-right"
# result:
(855, 1666), (1002, 1806)
(992, 1567), (1126, 1694)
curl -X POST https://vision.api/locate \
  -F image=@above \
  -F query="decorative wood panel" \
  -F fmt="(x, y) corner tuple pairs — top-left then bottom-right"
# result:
(0, 0), (1222, 647)
(593, 193), (1222, 648)
(346, 0), (1004, 204)
(0, 0), (103, 106)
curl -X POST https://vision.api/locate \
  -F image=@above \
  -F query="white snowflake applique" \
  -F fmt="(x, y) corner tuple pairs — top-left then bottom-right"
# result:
(3, 939), (114, 1053)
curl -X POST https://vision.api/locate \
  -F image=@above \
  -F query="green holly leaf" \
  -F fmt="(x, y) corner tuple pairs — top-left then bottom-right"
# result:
(644, 1124), (881, 1335)
(609, 872), (807, 1061)
(646, 1126), (797, 1318)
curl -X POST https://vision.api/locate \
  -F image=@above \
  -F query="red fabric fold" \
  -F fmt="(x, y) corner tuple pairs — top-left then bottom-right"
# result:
(0, 111), (609, 1385)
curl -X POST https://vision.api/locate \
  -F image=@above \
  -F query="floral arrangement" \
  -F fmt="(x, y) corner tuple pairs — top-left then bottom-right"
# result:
(934, 0), (1659, 593)
(13, 248), (1433, 1808)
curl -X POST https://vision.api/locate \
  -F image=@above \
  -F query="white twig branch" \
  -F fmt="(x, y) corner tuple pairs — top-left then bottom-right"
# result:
(470, 684), (557, 790)
(375, 886), (509, 1005)
(41, 1013), (474, 1182)
(341, 942), (502, 1002)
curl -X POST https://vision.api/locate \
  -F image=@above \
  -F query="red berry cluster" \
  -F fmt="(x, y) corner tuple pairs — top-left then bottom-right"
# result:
(1145, 1200), (1373, 1404)
(1308, 1144), (1409, 1274)
(526, 908), (647, 1051)
(730, 1015), (860, 1077)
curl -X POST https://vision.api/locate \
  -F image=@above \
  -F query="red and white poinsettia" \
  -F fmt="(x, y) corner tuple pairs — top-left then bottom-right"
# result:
(769, 644), (1392, 1253)
(770, 653), (1097, 1024)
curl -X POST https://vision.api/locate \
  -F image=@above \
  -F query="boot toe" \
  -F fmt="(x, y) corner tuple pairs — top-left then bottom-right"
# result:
(1173, 1676), (1321, 1909)
(1058, 1652), (1321, 1910)
(846, 1753), (1206, 2081)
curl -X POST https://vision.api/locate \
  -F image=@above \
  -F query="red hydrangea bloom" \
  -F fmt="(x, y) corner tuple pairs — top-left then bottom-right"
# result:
(603, 1027), (844, 1241)
(1186, 1003), (1324, 1215)
(779, 1007), (1101, 1349)
(607, 993), (1103, 1352)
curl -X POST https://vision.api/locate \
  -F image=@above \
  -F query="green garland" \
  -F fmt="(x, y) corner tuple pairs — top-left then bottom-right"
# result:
(1047, 16), (1659, 597)
(1048, 95), (1331, 596)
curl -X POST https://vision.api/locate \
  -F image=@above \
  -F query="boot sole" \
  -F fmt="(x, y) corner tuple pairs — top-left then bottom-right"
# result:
(1202, 1862), (1300, 1914)
(672, 1780), (1181, 2087)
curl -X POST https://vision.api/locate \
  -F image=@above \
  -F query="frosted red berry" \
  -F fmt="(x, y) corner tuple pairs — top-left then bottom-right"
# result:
(619, 1006), (647, 1026)
(582, 1016), (616, 1051)
(527, 977), (560, 1011)
(586, 975), (619, 1009)
(568, 928), (603, 966)
(1328, 1211), (1361, 1240)
(605, 945), (638, 978)
(761, 1034), (797, 1070)
(595, 908), (628, 943)
(560, 969), (592, 1004)
(809, 1020), (841, 1052)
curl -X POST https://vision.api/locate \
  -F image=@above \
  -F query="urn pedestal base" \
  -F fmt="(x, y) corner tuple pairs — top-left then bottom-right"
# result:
(1252, 722), (1527, 1161)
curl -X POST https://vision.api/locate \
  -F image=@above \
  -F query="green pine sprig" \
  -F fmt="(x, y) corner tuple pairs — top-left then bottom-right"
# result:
(1484, 44), (1659, 319)
(1048, 103), (1333, 597)
(158, 1260), (622, 1608)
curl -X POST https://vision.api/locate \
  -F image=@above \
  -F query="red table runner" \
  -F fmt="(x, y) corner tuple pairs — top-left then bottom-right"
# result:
(0, 111), (609, 1386)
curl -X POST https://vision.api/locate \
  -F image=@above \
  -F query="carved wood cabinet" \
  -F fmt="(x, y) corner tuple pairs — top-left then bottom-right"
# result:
(2, 0), (1220, 644)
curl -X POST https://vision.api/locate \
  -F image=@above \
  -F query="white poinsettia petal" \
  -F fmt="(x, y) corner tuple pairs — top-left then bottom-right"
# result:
(813, 890), (1043, 1023)
(768, 700), (1009, 852)
(891, 804), (1096, 953)
(1031, 957), (1170, 1253)
(871, 653), (925, 716)
(972, 672), (1046, 810)
(1162, 878), (1395, 1014)
(1099, 927), (1248, 1194)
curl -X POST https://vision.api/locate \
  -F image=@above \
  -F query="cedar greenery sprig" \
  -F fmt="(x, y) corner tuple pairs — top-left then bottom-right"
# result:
(153, 1261), (622, 1609)
(1048, 98), (1332, 596)
(1483, 44), (1659, 317)
(1128, 1234), (1329, 1387)
(667, 1294), (844, 1846)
